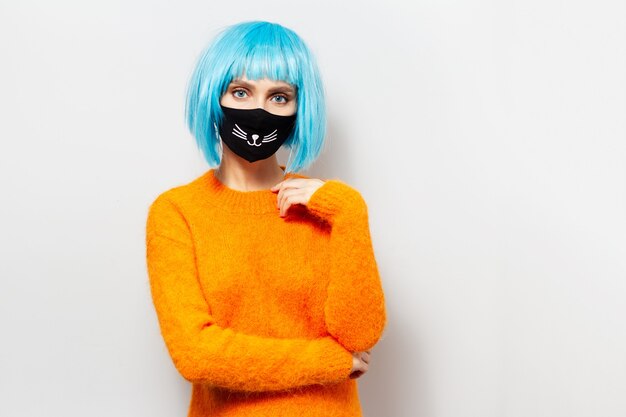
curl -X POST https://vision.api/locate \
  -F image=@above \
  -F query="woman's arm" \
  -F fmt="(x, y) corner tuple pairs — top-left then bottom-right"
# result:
(305, 179), (388, 353)
(145, 195), (353, 393)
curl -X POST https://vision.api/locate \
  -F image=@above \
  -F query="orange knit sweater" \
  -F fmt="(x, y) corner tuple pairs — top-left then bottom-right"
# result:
(145, 166), (387, 417)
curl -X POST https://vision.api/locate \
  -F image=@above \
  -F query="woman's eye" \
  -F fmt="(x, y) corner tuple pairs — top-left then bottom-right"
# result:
(271, 95), (288, 103)
(233, 89), (247, 98)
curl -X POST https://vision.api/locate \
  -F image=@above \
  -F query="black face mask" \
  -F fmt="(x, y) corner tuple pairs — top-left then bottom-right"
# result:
(217, 105), (297, 163)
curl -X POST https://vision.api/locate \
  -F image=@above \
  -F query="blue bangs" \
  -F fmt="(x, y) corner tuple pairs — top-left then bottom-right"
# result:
(227, 26), (299, 84)
(184, 21), (326, 173)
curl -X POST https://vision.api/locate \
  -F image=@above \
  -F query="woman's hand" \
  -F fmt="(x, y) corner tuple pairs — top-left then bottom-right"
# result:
(270, 178), (325, 217)
(349, 350), (371, 379)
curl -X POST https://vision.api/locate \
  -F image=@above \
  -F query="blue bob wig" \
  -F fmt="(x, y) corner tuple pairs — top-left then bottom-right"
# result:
(184, 21), (327, 174)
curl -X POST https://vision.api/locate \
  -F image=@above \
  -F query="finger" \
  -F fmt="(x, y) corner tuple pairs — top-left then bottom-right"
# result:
(278, 189), (292, 215)
(271, 178), (292, 194)
(270, 181), (283, 192)
(271, 178), (307, 193)
(280, 192), (307, 217)
(278, 180), (312, 208)
(279, 189), (305, 217)
(277, 183), (298, 209)
(349, 370), (364, 379)
(277, 178), (311, 188)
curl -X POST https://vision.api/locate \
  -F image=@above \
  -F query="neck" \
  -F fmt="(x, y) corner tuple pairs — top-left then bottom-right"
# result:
(203, 163), (299, 215)
(215, 151), (286, 192)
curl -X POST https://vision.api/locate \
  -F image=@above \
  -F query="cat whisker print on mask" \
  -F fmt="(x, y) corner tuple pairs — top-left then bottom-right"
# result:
(231, 125), (279, 147)
(232, 124), (250, 141)
(262, 130), (278, 142)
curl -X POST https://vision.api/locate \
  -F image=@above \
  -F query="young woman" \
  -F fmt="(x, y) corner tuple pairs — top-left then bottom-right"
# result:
(145, 20), (387, 417)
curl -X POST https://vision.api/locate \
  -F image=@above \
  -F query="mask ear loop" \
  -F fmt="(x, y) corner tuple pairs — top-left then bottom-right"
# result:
(285, 145), (294, 174)
(213, 122), (223, 161)
(285, 120), (297, 173)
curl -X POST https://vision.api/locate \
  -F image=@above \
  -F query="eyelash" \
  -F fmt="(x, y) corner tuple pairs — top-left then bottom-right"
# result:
(232, 88), (290, 103)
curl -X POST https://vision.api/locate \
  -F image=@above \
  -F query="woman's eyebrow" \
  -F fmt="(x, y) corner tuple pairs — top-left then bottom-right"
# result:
(230, 79), (295, 94)
(230, 79), (254, 88)
(268, 86), (296, 94)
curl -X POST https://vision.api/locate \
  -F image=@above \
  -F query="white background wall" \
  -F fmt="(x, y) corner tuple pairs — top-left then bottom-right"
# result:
(1, 1), (624, 416)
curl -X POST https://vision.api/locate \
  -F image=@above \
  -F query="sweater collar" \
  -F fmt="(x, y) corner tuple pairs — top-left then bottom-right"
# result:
(202, 165), (302, 214)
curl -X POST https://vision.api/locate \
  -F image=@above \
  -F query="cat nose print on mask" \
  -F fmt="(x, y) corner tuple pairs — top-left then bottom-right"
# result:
(232, 123), (278, 147)
(217, 104), (297, 162)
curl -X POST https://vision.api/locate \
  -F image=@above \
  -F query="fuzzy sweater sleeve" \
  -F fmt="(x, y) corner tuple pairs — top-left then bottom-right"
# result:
(145, 195), (354, 392)
(305, 179), (388, 353)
